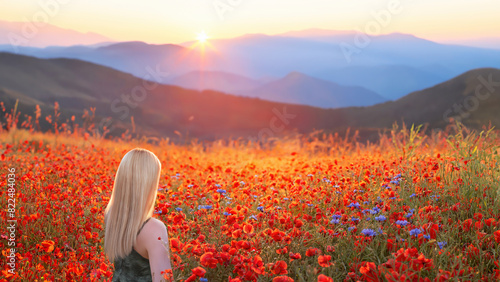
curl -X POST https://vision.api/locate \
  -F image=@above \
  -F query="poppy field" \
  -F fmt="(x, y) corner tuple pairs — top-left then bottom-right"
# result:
(1, 115), (500, 281)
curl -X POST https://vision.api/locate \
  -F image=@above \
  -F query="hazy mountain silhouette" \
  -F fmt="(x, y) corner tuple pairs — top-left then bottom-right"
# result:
(0, 20), (112, 49)
(169, 71), (262, 93)
(240, 72), (387, 108)
(315, 65), (452, 100)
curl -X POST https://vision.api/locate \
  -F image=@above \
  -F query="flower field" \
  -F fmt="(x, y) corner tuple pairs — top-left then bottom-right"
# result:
(1, 123), (500, 281)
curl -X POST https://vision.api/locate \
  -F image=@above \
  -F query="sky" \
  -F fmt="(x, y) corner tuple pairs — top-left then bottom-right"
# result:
(1, 0), (499, 44)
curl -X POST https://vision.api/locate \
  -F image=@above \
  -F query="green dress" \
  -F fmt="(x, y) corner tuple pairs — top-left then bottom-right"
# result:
(112, 218), (152, 282)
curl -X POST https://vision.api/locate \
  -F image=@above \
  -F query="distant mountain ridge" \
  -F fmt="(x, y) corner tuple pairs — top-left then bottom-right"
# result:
(239, 71), (387, 108)
(169, 71), (387, 108)
(169, 71), (262, 94)
(0, 20), (113, 49)
(315, 65), (452, 100)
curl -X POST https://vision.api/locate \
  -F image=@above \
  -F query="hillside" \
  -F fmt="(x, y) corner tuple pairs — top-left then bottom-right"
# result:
(338, 67), (500, 130)
(0, 53), (499, 141)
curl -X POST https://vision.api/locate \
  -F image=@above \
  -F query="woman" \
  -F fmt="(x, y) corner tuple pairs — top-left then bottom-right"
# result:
(104, 148), (172, 282)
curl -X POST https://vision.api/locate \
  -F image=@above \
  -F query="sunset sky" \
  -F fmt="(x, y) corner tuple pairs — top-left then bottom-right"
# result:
(1, 0), (499, 44)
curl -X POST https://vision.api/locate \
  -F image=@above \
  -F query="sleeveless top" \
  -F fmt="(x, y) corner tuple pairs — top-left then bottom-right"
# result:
(112, 218), (152, 282)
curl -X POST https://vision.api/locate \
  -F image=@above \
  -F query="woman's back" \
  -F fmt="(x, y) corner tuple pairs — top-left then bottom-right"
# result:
(112, 218), (152, 282)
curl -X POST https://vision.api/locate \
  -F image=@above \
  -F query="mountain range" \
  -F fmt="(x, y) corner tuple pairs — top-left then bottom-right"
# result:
(2, 29), (500, 102)
(1, 53), (499, 142)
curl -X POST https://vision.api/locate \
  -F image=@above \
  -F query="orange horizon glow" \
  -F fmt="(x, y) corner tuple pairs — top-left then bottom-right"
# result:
(0, 0), (498, 45)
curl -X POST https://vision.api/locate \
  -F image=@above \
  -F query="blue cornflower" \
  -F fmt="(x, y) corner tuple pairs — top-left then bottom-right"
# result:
(330, 218), (340, 224)
(423, 234), (431, 240)
(370, 207), (381, 214)
(348, 226), (355, 231)
(223, 212), (231, 216)
(347, 202), (361, 209)
(200, 278), (208, 282)
(437, 241), (447, 249)
(409, 228), (422, 237)
(366, 217), (371, 221)
(257, 206), (264, 212)
(175, 207), (183, 212)
(361, 229), (377, 237)
(216, 189), (226, 194)
(215, 184), (222, 188)
(395, 220), (409, 226)
(332, 214), (342, 219)
(405, 209), (415, 218)
(375, 215), (386, 221)
(240, 181), (245, 185)
(197, 205), (213, 210)
(249, 215), (258, 220)
(351, 217), (359, 222)
(409, 193), (416, 198)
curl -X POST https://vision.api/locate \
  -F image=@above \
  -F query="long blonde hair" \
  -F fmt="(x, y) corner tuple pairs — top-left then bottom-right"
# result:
(104, 148), (161, 261)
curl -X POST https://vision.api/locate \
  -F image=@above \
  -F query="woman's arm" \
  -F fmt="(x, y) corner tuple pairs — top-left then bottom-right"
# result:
(145, 219), (172, 282)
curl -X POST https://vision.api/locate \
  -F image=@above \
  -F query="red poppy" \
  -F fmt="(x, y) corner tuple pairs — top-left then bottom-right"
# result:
(191, 266), (206, 277)
(272, 276), (294, 282)
(200, 252), (218, 268)
(317, 274), (333, 282)
(271, 260), (288, 275)
(318, 255), (332, 267)
(306, 248), (321, 257)
(40, 240), (55, 253)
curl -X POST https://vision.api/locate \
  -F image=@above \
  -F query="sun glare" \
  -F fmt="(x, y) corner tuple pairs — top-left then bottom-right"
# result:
(196, 31), (209, 43)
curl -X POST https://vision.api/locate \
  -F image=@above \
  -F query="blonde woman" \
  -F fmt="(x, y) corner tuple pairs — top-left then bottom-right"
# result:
(104, 148), (172, 281)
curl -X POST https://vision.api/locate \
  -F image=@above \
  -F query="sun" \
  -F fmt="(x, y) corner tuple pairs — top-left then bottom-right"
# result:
(196, 31), (209, 43)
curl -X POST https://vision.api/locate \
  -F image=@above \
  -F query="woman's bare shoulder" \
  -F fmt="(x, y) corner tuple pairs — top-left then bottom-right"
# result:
(141, 218), (168, 239)
(148, 217), (167, 230)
